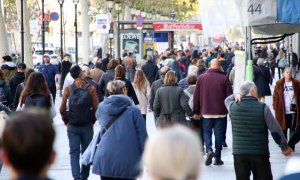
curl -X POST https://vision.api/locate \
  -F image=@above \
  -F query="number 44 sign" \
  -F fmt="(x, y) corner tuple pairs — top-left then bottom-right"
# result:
(247, 0), (276, 26)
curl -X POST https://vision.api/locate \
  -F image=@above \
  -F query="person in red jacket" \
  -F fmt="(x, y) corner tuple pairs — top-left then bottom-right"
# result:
(193, 59), (232, 166)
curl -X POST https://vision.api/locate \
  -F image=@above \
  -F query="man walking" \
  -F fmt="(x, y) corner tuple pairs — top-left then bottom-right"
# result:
(141, 55), (158, 86)
(39, 54), (58, 102)
(82, 65), (102, 102)
(9, 63), (26, 100)
(124, 52), (137, 82)
(225, 81), (292, 180)
(59, 54), (73, 96)
(60, 65), (99, 180)
(194, 59), (232, 166)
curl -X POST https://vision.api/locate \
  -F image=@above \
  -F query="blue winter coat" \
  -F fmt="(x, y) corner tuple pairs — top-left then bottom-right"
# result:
(92, 95), (148, 178)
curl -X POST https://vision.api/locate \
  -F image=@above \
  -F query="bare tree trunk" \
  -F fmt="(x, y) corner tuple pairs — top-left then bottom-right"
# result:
(0, 0), (9, 64)
(81, 0), (90, 65)
(16, 0), (33, 68)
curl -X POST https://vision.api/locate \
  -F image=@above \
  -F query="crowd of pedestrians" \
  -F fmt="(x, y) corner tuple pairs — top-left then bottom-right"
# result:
(0, 42), (300, 180)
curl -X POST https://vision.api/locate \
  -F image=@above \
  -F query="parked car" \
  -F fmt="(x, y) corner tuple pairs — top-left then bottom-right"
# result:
(32, 49), (60, 67)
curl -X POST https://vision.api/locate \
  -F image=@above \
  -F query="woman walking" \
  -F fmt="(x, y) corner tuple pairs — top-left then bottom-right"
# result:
(276, 50), (288, 79)
(273, 67), (300, 140)
(132, 70), (150, 122)
(153, 71), (193, 128)
(92, 80), (148, 180)
(114, 65), (139, 105)
(17, 72), (56, 120)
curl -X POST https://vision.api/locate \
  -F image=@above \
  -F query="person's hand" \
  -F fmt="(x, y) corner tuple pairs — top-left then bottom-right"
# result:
(191, 114), (201, 120)
(234, 94), (242, 102)
(282, 147), (293, 156)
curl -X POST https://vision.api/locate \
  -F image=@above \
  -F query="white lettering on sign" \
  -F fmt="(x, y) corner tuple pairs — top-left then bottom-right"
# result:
(122, 34), (140, 39)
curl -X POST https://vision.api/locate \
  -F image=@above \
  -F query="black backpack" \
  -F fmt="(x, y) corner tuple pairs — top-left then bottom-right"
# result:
(24, 93), (50, 109)
(68, 83), (93, 125)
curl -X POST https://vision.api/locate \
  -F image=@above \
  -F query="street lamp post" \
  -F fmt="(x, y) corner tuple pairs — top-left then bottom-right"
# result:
(115, 0), (121, 58)
(57, 0), (64, 64)
(21, 0), (24, 62)
(73, 0), (79, 64)
(107, 0), (113, 57)
(42, 0), (45, 55)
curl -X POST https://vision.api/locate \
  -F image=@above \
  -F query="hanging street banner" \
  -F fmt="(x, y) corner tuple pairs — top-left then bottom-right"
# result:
(96, 14), (109, 33)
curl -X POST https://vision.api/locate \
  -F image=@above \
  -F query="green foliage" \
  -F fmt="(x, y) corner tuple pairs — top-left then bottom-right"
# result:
(90, 0), (199, 20)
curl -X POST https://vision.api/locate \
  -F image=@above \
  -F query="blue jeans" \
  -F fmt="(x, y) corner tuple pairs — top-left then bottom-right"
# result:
(203, 117), (227, 159)
(126, 68), (135, 82)
(67, 124), (93, 180)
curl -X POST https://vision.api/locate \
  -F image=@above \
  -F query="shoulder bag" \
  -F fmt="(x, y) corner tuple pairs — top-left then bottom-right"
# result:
(82, 107), (128, 165)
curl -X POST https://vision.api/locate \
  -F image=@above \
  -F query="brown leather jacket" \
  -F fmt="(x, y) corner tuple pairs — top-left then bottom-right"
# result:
(124, 56), (137, 69)
(60, 78), (99, 125)
(273, 78), (300, 129)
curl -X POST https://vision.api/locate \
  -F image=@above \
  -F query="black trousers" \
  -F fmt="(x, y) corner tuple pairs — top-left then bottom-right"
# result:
(288, 113), (300, 149)
(278, 67), (284, 79)
(234, 155), (273, 180)
(283, 113), (297, 140)
(142, 114), (146, 123)
(187, 118), (204, 151)
(49, 86), (56, 103)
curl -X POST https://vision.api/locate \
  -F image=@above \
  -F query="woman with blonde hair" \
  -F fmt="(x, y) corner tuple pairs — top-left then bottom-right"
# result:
(276, 50), (288, 79)
(142, 125), (201, 180)
(153, 71), (193, 128)
(132, 70), (150, 122)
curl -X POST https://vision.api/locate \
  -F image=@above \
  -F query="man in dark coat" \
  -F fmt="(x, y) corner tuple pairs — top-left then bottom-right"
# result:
(194, 59), (232, 166)
(59, 54), (72, 96)
(100, 53), (110, 72)
(141, 55), (158, 86)
(9, 63), (26, 99)
(149, 66), (170, 112)
(253, 58), (271, 102)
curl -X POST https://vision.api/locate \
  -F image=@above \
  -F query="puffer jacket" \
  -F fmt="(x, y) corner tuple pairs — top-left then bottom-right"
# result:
(92, 95), (148, 178)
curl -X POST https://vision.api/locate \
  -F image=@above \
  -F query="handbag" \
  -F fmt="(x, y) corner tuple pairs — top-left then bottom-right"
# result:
(82, 108), (128, 165)
(290, 103), (297, 112)
(278, 59), (288, 68)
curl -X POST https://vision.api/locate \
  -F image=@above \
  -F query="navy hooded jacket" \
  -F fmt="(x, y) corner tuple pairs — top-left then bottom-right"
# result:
(92, 95), (148, 178)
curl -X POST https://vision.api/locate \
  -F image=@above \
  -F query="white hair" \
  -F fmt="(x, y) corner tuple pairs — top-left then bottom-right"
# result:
(239, 81), (256, 96)
(142, 125), (201, 180)
(188, 65), (198, 76)
(106, 80), (126, 95)
(257, 58), (264, 65)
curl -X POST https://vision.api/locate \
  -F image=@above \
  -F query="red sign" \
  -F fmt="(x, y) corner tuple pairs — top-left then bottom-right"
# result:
(152, 23), (202, 31)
